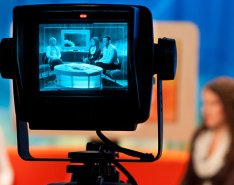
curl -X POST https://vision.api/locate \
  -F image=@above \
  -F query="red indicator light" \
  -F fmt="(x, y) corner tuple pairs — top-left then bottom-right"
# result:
(80, 14), (87, 18)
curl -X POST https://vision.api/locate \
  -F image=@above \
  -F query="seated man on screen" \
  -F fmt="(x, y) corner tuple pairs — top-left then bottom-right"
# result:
(95, 35), (119, 74)
(46, 37), (63, 71)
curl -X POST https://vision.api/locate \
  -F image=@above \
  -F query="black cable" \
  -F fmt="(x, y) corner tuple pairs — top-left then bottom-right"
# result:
(112, 160), (138, 185)
(96, 78), (163, 162)
(96, 130), (154, 161)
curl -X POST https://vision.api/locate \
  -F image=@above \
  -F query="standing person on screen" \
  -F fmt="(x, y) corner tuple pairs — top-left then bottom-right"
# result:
(46, 37), (63, 70)
(83, 37), (101, 64)
(94, 35), (119, 74)
(0, 127), (14, 185)
(181, 77), (234, 185)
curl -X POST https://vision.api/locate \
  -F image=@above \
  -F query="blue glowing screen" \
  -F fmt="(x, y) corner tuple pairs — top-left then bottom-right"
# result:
(39, 23), (128, 91)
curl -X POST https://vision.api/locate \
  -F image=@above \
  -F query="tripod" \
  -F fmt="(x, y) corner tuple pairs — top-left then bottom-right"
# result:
(48, 142), (133, 185)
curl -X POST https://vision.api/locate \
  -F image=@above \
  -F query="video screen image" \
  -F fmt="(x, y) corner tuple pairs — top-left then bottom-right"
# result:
(39, 23), (128, 91)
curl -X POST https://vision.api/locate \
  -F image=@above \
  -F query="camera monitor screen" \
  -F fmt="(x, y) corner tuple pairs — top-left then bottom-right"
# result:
(39, 23), (128, 91)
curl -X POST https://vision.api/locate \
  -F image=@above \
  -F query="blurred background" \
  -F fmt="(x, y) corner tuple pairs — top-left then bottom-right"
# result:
(0, 0), (234, 185)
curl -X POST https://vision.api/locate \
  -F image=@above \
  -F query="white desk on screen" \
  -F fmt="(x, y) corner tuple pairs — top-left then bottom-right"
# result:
(54, 63), (103, 89)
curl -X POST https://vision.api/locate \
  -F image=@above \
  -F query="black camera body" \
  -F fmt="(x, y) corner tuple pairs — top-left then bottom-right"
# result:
(6, 4), (155, 131)
(0, 4), (177, 184)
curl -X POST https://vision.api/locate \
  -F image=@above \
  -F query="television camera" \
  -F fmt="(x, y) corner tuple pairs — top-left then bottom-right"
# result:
(0, 4), (177, 185)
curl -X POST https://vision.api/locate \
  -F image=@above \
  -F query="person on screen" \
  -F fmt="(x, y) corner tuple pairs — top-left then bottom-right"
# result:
(94, 35), (119, 74)
(46, 37), (63, 70)
(83, 37), (101, 65)
(181, 77), (234, 185)
(0, 127), (14, 185)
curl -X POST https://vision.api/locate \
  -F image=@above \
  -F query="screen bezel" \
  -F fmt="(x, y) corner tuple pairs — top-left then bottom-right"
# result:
(25, 8), (135, 99)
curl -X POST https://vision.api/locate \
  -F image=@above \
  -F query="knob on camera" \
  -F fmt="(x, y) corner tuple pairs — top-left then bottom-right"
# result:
(154, 37), (177, 80)
(0, 38), (16, 79)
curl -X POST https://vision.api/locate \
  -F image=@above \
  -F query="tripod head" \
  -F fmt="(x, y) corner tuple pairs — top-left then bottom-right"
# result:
(49, 142), (133, 185)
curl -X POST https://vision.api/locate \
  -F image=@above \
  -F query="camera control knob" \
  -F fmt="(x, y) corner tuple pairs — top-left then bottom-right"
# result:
(0, 38), (15, 79)
(154, 38), (177, 80)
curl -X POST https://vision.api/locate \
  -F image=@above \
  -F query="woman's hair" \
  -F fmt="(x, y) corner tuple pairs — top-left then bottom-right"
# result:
(91, 37), (100, 50)
(197, 76), (234, 163)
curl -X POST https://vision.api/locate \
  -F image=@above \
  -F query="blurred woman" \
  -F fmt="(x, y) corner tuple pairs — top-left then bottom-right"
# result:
(181, 76), (234, 185)
(0, 127), (14, 185)
(83, 37), (101, 64)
